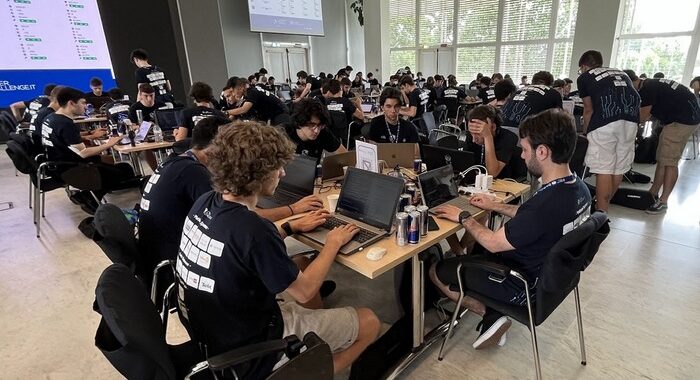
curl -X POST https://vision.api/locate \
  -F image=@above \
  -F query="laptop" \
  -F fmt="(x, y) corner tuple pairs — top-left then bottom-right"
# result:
(154, 108), (183, 133)
(322, 151), (356, 180)
(375, 143), (417, 168)
(300, 167), (405, 255)
(421, 145), (478, 185)
(466, 89), (479, 98)
(120, 121), (152, 144)
(360, 103), (373, 113)
(418, 164), (482, 215)
(257, 155), (317, 209)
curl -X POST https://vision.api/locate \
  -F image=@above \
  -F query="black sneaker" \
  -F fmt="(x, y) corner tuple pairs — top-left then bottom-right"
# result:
(472, 310), (511, 350)
(645, 200), (667, 214)
(320, 280), (336, 298)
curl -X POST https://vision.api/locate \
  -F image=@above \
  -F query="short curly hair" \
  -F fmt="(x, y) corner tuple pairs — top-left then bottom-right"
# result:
(208, 121), (295, 196)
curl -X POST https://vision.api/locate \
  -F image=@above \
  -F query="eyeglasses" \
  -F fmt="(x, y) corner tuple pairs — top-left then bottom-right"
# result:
(303, 122), (326, 131)
(319, 181), (342, 193)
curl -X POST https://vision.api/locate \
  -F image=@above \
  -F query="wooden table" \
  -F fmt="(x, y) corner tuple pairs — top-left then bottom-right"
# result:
(112, 141), (174, 175)
(281, 176), (529, 378)
(74, 116), (108, 125)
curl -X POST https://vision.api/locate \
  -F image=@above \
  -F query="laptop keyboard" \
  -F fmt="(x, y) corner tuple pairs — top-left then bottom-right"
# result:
(271, 190), (302, 205)
(322, 217), (378, 243)
(429, 196), (474, 213)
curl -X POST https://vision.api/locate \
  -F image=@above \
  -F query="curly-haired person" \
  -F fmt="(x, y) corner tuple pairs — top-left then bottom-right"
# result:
(174, 121), (380, 378)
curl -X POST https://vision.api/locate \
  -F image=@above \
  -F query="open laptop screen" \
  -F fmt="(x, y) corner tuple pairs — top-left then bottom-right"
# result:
(337, 168), (404, 230)
(278, 155), (316, 195)
(155, 108), (183, 132)
(419, 165), (459, 209)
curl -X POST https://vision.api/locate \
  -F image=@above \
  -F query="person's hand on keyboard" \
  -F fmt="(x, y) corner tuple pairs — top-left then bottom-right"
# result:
(327, 223), (360, 249)
(290, 195), (324, 214)
(469, 193), (497, 211)
(290, 209), (330, 233)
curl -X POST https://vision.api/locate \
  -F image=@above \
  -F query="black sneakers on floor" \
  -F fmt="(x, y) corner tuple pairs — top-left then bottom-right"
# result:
(473, 310), (511, 350)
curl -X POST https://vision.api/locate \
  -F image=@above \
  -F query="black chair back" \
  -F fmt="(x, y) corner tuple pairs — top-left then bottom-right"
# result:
(93, 204), (140, 272)
(60, 164), (103, 191)
(435, 135), (459, 149)
(328, 110), (349, 146)
(570, 135), (589, 178)
(267, 333), (334, 380)
(535, 212), (609, 324)
(5, 140), (35, 175)
(94, 263), (176, 380)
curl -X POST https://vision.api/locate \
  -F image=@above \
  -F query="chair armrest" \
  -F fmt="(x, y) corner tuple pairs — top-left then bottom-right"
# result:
(207, 339), (289, 372)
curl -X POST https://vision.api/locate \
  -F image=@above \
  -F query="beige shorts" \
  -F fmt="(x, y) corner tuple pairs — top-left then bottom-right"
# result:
(585, 120), (638, 175)
(280, 300), (359, 353)
(656, 122), (699, 166)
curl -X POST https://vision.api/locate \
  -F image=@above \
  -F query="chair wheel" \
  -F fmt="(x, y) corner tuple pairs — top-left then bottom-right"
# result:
(438, 357), (443, 361)
(581, 361), (587, 366)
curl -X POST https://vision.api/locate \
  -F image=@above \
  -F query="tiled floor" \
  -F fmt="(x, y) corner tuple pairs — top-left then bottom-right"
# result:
(1, 139), (699, 379)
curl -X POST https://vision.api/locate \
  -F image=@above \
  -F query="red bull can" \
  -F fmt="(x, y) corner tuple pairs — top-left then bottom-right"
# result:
(413, 158), (423, 173)
(395, 212), (408, 246)
(399, 194), (412, 212)
(417, 205), (429, 236)
(408, 211), (420, 244)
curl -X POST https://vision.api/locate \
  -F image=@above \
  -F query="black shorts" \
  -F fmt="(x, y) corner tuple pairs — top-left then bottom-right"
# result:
(435, 254), (529, 306)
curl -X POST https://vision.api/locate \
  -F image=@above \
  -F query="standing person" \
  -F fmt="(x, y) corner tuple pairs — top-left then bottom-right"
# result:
(296, 70), (322, 100)
(225, 77), (289, 125)
(174, 122), (380, 377)
(477, 77), (495, 104)
(625, 70), (700, 213)
(130, 48), (175, 104)
(399, 75), (429, 120)
(368, 87), (420, 144)
(500, 71), (562, 128)
(84, 77), (111, 110)
(441, 77), (468, 120)
(577, 50), (640, 212)
(175, 82), (226, 141)
(10, 83), (55, 124)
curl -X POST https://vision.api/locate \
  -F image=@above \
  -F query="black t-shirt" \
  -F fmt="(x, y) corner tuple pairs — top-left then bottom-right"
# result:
(576, 67), (640, 133)
(408, 88), (430, 119)
(308, 88), (323, 100)
(245, 86), (286, 122)
(180, 106), (226, 137)
(307, 76), (322, 91)
(503, 176), (592, 279)
(175, 191), (298, 379)
(468, 80), (479, 90)
(500, 85), (563, 128)
(639, 79), (700, 125)
(84, 91), (111, 110)
(135, 65), (171, 97)
(368, 114), (420, 144)
(441, 86), (467, 118)
(41, 113), (85, 163)
(31, 106), (55, 147)
(104, 100), (133, 124)
(283, 122), (341, 160)
(139, 155), (212, 267)
(368, 78), (380, 86)
(128, 101), (167, 124)
(326, 96), (357, 123)
(465, 127), (519, 178)
(478, 87), (496, 104)
(22, 95), (50, 123)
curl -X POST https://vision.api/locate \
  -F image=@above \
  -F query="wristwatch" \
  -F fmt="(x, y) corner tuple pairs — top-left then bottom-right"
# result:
(281, 221), (294, 236)
(458, 210), (473, 225)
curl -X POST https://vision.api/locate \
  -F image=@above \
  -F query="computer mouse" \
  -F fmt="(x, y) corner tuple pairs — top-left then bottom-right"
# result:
(366, 247), (387, 261)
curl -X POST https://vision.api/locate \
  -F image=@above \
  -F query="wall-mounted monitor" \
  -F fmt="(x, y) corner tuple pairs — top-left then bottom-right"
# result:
(248, 0), (325, 36)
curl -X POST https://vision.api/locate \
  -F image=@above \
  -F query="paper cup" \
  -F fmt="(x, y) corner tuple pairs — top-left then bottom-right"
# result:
(327, 194), (340, 213)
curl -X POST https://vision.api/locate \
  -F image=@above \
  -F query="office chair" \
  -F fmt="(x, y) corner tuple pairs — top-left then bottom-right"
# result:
(438, 212), (610, 380)
(94, 263), (334, 380)
(328, 110), (349, 147)
(570, 135), (589, 179)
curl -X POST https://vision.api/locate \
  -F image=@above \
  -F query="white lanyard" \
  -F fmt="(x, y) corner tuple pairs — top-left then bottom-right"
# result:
(385, 119), (400, 143)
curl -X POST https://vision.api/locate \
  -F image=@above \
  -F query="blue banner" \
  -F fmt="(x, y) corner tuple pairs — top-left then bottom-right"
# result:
(0, 69), (116, 107)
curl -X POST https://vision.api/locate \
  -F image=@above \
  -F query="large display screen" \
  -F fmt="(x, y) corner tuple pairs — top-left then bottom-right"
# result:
(0, 0), (115, 106)
(248, 0), (324, 36)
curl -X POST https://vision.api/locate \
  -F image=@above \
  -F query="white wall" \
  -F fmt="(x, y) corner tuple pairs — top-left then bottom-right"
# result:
(363, 0), (390, 83)
(346, 0), (366, 74)
(569, 0), (622, 83)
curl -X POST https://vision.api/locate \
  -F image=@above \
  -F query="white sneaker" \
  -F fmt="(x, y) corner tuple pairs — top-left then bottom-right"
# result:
(473, 315), (511, 350)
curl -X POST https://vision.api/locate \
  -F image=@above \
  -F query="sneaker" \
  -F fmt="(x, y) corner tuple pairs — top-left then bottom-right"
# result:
(473, 311), (511, 350)
(645, 200), (667, 214)
(498, 332), (507, 347)
(320, 280), (336, 298)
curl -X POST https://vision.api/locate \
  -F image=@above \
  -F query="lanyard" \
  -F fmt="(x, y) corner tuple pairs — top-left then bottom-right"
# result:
(385, 119), (400, 143)
(183, 149), (199, 163)
(533, 174), (576, 197)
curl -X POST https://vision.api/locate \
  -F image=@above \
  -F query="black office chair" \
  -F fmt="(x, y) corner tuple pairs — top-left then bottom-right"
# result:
(172, 138), (192, 155)
(434, 135), (459, 149)
(570, 135), (589, 179)
(438, 212), (610, 380)
(328, 110), (349, 147)
(94, 263), (334, 380)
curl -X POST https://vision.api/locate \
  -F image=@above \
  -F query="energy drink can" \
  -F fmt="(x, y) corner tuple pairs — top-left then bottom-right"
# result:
(404, 205), (416, 215)
(408, 211), (420, 244)
(413, 158), (423, 173)
(399, 194), (412, 212)
(417, 205), (429, 236)
(315, 164), (323, 186)
(395, 212), (408, 246)
(405, 182), (416, 198)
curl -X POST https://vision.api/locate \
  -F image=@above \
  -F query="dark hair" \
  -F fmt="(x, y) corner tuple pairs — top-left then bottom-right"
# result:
(327, 79), (341, 94)
(56, 87), (86, 107)
(130, 48), (149, 61)
(336, 69), (348, 78)
(379, 87), (403, 106)
(247, 75), (256, 82)
(521, 75), (528, 80)
(469, 105), (502, 129)
(491, 73), (503, 81)
(476, 73), (483, 79)
(108, 88), (124, 100)
(494, 80), (517, 101)
(390, 74), (399, 81)
(345, 65), (353, 72)
(138, 83), (155, 94)
(340, 77), (352, 86)
(49, 85), (64, 100)
(367, 72), (374, 78)
(225, 76), (238, 88)
(326, 73), (333, 79)
(43, 83), (57, 96)
(189, 82), (214, 102)
(479, 76), (491, 86)
(578, 50), (603, 69)
(532, 71), (554, 86)
(268, 76), (275, 82)
(258, 67), (268, 75)
(564, 78), (573, 84)
(192, 116), (229, 150)
(90, 77), (103, 87)
(623, 69), (638, 82)
(519, 109), (577, 164)
(690, 76), (700, 87)
(552, 79), (566, 88)
(230, 77), (248, 89)
(416, 71), (423, 77)
(292, 98), (331, 128)
(504, 74), (511, 79)
(434, 74), (444, 81)
(297, 70), (309, 79)
(399, 75), (414, 87)
(653, 72), (665, 79)
(639, 73), (647, 79)
(319, 72), (326, 78)
(448, 77), (458, 87)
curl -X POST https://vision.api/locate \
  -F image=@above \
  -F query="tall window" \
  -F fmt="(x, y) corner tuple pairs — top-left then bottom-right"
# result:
(613, 0), (700, 83)
(388, 0), (579, 82)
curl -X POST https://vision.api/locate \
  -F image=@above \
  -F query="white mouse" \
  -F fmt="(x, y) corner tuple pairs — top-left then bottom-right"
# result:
(366, 247), (387, 261)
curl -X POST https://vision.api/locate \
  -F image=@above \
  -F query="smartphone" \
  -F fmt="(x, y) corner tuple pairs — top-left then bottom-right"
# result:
(428, 215), (439, 231)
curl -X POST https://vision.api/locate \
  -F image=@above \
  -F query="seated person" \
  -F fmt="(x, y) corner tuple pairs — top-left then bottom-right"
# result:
(41, 87), (135, 213)
(128, 84), (167, 124)
(31, 85), (63, 149)
(225, 77), (290, 125)
(295, 70), (322, 100)
(489, 80), (517, 110)
(399, 75), (429, 120)
(367, 72), (379, 87)
(325, 79), (364, 123)
(469, 73), (483, 90)
(103, 88), (133, 125)
(465, 105), (519, 179)
(384, 74), (400, 88)
(368, 87), (420, 144)
(175, 82), (225, 141)
(441, 77), (468, 120)
(500, 71), (563, 128)
(431, 109), (591, 350)
(477, 77), (495, 104)
(340, 77), (354, 99)
(175, 122), (380, 377)
(282, 98), (347, 161)
(10, 83), (55, 124)
(84, 77), (111, 110)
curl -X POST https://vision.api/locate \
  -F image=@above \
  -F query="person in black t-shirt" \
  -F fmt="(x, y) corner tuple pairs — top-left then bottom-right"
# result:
(626, 70), (700, 214)
(296, 70), (322, 100)
(577, 50), (640, 212)
(351, 72), (366, 91)
(340, 77), (355, 99)
(399, 75), (429, 120)
(490, 79), (517, 110)
(225, 77), (289, 125)
(175, 82), (225, 141)
(468, 73), (483, 90)
(366, 72), (379, 87)
(128, 84), (168, 124)
(500, 71), (563, 128)
(175, 122), (380, 377)
(441, 77), (468, 120)
(30, 85), (63, 149)
(431, 109), (591, 350)
(103, 88), (133, 125)
(465, 105), (519, 179)
(368, 87), (420, 145)
(283, 98), (346, 160)
(477, 76), (495, 104)
(10, 83), (56, 124)
(84, 77), (111, 110)
(325, 79), (364, 123)
(130, 48), (175, 104)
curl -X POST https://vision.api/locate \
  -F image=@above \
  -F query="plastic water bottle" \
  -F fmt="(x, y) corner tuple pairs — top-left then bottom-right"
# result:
(153, 123), (163, 143)
(85, 104), (94, 117)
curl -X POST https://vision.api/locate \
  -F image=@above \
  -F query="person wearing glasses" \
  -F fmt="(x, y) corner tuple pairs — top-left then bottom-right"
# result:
(282, 98), (347, 161)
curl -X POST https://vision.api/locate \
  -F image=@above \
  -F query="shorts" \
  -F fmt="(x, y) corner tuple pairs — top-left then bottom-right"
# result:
(279, 300), (359, 353)
(656, 122), (699, 166)
(585, 120), (638, 175)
